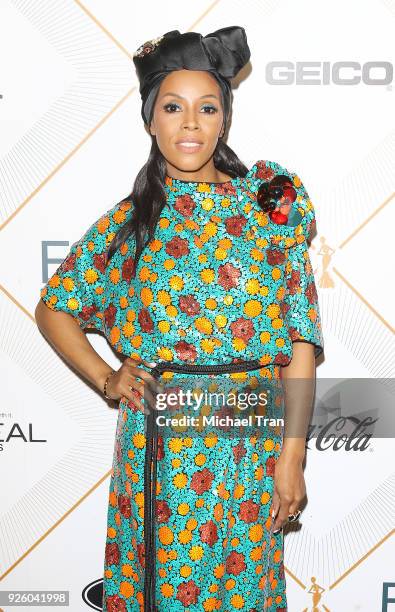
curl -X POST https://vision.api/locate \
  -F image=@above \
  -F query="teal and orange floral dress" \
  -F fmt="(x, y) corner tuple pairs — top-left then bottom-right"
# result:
(40, 159), (324, 611)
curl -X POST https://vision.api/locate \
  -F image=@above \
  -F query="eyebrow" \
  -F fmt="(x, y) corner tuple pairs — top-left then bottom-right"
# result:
(160, 92), (219, 100)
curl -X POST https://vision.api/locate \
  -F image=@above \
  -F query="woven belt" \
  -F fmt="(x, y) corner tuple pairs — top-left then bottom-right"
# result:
(143, 357), (263, 611)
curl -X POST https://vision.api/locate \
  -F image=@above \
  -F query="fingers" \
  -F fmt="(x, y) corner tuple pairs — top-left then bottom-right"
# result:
(269, 490), (280, 523)
(125, 356), (157, 368)
(125, 380), (152, 414)
(141, 357), (158, 368)
(121, 377), (156, 414)
(122, 357), (163, 414)
(124, 357), (157, 386)
(124, 357), (160, 392)
(272, 496), (290, 533)
(271, 490), (301, 534)
(121, 379), (153, 414)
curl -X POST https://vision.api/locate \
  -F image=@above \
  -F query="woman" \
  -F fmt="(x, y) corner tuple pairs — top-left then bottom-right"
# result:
(35, 26), (324, 612)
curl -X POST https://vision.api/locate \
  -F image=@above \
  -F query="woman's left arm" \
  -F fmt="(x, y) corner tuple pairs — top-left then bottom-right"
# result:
(270, 341), (316, 532)
(263, 163), (324, 531)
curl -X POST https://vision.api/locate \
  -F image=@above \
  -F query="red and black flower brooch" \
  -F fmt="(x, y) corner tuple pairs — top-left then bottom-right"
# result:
(256, 174), (297, 225)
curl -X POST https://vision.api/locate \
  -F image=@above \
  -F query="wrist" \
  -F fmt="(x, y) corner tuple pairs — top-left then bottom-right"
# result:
(97, 367), (115, 395)
(103, 369), (116, 399)
(281, 438), (306, 463)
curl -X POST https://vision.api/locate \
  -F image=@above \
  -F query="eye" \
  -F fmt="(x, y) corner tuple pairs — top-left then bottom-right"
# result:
(163, 103), (181, 113)
(201, 105), (218, 114)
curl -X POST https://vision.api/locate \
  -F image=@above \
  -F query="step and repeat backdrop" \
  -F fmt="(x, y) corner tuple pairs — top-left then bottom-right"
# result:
(0, 0), (394, 610)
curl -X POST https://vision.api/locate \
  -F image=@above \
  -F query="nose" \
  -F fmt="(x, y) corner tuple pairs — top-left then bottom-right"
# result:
(181, 107), (200, 130)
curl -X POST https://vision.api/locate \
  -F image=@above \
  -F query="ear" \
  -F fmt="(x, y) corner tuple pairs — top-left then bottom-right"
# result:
(149, 120), (156, 136)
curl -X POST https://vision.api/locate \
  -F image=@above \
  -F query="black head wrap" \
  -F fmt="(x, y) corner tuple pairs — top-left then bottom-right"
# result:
(133, 26), (250, 127)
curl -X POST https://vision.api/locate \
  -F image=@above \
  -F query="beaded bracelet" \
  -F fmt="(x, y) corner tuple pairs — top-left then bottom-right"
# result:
(103, 369), (115, 400)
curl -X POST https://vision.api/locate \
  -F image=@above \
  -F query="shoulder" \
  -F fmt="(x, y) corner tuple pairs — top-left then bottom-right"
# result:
(243, 159), (317, 243)
(85, 198), (134, 240)
(245, 159), (309, 197)
(73, 198), (135, 254)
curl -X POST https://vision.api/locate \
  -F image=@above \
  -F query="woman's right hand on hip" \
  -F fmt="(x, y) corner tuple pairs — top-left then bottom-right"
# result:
(105, 357), (161, 413)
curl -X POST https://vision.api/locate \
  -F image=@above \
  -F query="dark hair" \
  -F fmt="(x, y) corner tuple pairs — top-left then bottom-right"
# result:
(106, 77), (249, 274)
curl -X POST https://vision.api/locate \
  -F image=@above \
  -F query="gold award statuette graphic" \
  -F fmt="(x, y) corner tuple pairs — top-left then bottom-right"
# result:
(303, 576), (327, 611)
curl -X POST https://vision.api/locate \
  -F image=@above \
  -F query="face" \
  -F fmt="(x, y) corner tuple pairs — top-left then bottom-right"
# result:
(149, 70), (226, 177)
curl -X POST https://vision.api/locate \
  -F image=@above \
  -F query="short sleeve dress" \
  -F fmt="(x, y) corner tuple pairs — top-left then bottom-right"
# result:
(40, 159), (324, 611)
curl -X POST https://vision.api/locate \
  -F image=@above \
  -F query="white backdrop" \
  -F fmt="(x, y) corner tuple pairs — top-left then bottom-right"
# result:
(0, 0), (394, 610)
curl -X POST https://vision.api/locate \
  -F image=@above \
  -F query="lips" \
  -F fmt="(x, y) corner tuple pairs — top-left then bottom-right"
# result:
(176, 138), (203, 145)
(177, 142), (202, 147)
(175, 139), (204, 154)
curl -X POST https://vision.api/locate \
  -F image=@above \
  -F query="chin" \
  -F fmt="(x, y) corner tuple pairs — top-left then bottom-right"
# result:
(170, 155), (208, 171)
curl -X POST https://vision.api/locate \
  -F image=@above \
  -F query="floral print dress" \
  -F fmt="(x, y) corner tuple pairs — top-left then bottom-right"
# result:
(40, 159), (324, 611)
